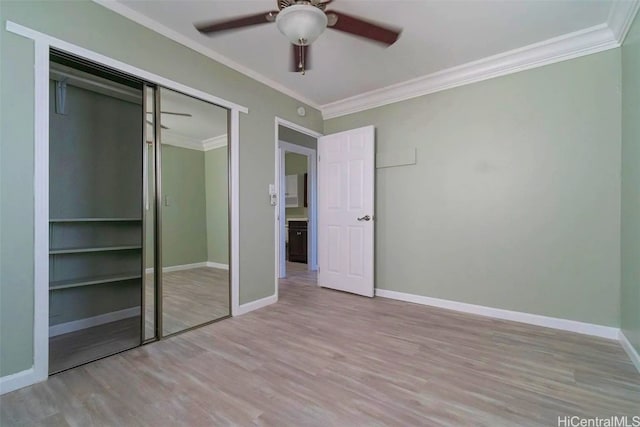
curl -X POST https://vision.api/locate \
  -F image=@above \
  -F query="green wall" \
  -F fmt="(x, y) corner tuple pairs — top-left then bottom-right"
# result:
(325, 50), (622, 327)
(285, 152), (308, 219)
(0, 0), (322, 377)
(621, 13), (640, 355)
(0, 28), (35, 377)
(205, 146), (229, 265)
(161, 145), (208, 267)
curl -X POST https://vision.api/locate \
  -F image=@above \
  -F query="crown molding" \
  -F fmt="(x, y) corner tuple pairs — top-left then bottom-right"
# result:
(94, 0), (639, 121)
(321, 23), (619, 119)
(163, 130), (227, 151)
(608, 0), (640, 43)
(202, 134), (228, 151)
(162, 130), (204, 151)
(92, 0), (320, 110)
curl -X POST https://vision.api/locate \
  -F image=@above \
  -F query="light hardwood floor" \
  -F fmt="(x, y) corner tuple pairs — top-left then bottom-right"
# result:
(146, 267), (230, 337)
(2, 269), (639, 426)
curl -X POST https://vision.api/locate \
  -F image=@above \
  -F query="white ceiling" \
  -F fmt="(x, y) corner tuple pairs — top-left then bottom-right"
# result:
(110, 0), (629, 110)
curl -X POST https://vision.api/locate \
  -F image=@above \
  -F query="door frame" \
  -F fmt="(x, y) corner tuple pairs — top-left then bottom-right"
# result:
(274, 118), (322, 294)
(3, 21), (247, 394)
(278, 141), (317, 277)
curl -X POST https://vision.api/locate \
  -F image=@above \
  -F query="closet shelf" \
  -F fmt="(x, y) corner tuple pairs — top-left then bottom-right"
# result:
(50, 272), (142, 290)
(50, 218), (142, 223)
(49, 245), (142, 255)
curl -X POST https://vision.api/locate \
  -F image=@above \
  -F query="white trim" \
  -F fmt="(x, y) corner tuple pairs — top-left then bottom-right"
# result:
(202, 134), (228, 151)
(91, 0), (320, 111)
(6, 21), (248, 114)
(32, 39), (50, 387)
(4, 21), (242, 390)
(619, 330), (640, 373)
(375, 289), (620, 340)
(277, 145), (286, 281)
(162, 130), (207, 151)
(608, 0), (640, 44)
(230, 109), (240, 316)
(91, 0), (637, 121)
(235, 294), (277, 316)
(321, 24), (618, 119)
(0, 368), (37, 395)
(162, 133), (227, 152)
(49, 307), (141, 337)
(207, 261), (229, 270)
(144, 261), (228, 274)
(277, 117), (324, 139)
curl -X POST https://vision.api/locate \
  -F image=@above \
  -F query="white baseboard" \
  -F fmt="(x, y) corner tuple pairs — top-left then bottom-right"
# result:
(619, 330), (640, 373)
(0, 368), (39, 395)
(235, 294), (277, 316)
(49, 307), (141, 337)
(206, 261), (229, 270)
(145, 261), (229, 274)
(375, 289), (619, 340)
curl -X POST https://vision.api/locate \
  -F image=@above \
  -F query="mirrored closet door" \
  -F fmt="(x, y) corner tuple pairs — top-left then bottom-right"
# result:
(47, 51), (232, 374)
(158, 87), (231, 336)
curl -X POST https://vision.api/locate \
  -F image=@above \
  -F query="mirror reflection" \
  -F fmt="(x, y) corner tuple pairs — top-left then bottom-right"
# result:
(159, 87), (230, 336)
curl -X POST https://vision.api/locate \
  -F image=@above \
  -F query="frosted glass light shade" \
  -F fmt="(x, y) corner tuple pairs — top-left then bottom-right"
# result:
(276, 4), (328, 45)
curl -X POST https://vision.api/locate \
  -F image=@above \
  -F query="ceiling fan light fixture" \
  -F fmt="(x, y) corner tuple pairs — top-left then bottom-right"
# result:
(276, 4), (327, 45)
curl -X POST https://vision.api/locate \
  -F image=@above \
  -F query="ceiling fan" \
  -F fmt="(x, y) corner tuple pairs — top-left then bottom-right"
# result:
(195, 0), (402, 74)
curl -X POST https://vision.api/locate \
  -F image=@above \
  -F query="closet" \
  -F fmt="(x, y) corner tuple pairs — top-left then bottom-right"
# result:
(48, 54), (144, 373)
(47, 51), (232, 374)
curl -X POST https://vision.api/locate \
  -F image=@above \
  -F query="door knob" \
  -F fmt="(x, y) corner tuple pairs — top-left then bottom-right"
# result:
(357, 215), (371, 221)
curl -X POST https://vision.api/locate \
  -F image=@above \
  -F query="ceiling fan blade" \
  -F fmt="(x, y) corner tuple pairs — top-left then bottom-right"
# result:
(195, 11), (278, 34)
(290, 44), (311, 73)
(160, 111), (192, 117)
(146, 119), (169, 130)
(146, 111), (193, 117)
(326, 11), (401, 46)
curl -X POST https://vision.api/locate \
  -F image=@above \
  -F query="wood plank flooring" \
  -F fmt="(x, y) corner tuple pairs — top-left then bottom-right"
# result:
(2, 269), (639, 426)
(146, 267), (230, 337)
(49, 317), (140, 374)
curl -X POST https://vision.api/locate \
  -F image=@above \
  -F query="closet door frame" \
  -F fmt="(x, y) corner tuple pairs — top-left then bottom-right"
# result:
(4, 20), (246, 393)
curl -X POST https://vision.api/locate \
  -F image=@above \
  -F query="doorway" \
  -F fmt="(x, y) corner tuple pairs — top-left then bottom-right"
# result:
(275, 120), (322, 292)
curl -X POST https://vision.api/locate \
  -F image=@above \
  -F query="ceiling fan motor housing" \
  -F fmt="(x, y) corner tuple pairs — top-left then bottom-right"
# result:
(276, 4), (328, 45)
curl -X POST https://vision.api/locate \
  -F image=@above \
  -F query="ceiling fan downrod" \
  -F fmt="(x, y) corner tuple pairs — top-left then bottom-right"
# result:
(298, 38), (306, 75)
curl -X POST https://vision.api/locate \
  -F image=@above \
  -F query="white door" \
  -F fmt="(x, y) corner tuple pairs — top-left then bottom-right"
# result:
(318, 126), (375, 297)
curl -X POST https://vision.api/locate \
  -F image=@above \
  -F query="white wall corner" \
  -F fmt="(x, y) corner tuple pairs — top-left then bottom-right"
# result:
(619, 330), (640, 373)
(607, 0), (640, 44)
(202, 134), (228, 151)
(321, 24), (618, 119)
(235, 294), (277, 316)
(375, 289), (620, 340)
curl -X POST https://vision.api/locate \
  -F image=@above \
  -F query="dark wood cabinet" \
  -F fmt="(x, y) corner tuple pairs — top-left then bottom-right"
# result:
(288, 221), (307, 263)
